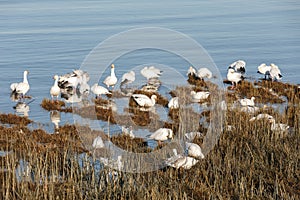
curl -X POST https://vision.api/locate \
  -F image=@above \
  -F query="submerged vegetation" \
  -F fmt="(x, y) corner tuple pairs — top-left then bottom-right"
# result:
(1, 77), (300, 199)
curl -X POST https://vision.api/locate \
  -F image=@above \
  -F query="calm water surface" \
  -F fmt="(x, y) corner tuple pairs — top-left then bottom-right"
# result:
(0, 0), (299, 134)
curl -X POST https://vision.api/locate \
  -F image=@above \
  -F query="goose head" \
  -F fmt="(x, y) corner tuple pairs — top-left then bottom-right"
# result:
(53, 75), (59, 80)
(111, 64), (115, 69)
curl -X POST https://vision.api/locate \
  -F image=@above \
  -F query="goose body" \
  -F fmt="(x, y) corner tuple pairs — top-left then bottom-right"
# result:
(103, 64), (118, 89)
(197, 68), (212, 79)
(168, 97), (179, 109)
(165, 155), (198, 169)
(11, 71), (30, 98)
(227, 68), (244, 89)
(149, 128), (173, 142)
(187, 66), (197, 76)
(131, 94), (157, 107)
(239, 97), (255, 107)
(50, 75), (60, 101)
(249, 113), (274, 122)
(268, 118), (289, 133)
(121, 71), (135, 85)
(140, 66), (161, 80)
(91, 83), (111, 98)
(186, 142), (204, 159)
(257, 63), (271, 79)
(229, 60), (246, 74)
(122, 126), (135, 138)
(190, 91), (210, 102)
(92, 136), (105, 149)
(269, 63), (282, 81)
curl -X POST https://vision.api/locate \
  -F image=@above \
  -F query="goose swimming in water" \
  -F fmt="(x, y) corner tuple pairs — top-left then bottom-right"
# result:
(50, 75), (60, 102)
(10, 70), (30, 100)
(131, 94), (157, 107)
(103, 64), (118, 89)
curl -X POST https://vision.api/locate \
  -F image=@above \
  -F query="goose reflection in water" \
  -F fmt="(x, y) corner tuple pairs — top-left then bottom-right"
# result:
(50, 110), (61, 132)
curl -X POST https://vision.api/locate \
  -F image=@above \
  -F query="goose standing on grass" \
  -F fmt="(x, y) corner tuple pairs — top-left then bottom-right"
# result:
(168, 97), (179, 109)
(257, 63), (271, 80)
(131, 94), (157, 107)
(121, 71), (135, 86)
(269, 63), (282, 81)
(187, 66), (197, 76)
(50, 75), (60, 102)
(190, 91), (210, 102)
(239, 96), (255, 107)
(227, 68), (244, 89)
(91, 83), (111, 98)
(149, 128), (173, 144)
(228, 60), (246, 74)
(197, 68), (212, 80)
(103, 64), (118, 89)
(10, 70), (30, 99)
(165, 154), (199, 169)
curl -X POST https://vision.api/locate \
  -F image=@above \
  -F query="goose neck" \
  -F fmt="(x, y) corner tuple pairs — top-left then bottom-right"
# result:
(23, 72), (28, 84)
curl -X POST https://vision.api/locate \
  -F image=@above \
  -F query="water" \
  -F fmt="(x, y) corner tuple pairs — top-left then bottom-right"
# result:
(0, 0), (299, 134)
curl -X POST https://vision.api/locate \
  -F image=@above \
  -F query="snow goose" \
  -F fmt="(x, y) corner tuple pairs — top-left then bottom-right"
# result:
(149, 128), (173, 144)
(91, 83), (111, 98)
(190, 91), (210, 102)
(131, 94), (157, 107)
(240, 106), (259, 114)
(228, 60), (246, 74)
(239, 97), (255, 107)
(269, 63), (282, 81)
(257, 63), (271, 79)
(227, 68), (244, 89)
(184, 132), (203, 142)
(165, 155), (198, 169)
(140, 66), (161, 80)
(10, 70), (30, 99)
(168, 97), (179, 109)
(269, 119), (290, 135)
(186, 142), (204, 159)
(187, 66), (197, 76)
(249, 114), (273, 122)
(121, 126), (135, 138)
(197, 68), (212, 79)
(50, 75), (60, 102)
(92, 136), (105, 149)
(121, 70), (135, 86)
(103, 64), (118, 89)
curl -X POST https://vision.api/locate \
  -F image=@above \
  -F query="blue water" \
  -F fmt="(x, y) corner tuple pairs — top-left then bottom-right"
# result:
(0, 0), (299, 133)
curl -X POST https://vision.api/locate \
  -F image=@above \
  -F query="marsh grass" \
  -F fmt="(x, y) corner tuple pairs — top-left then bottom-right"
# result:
(0, 79), (299, 199)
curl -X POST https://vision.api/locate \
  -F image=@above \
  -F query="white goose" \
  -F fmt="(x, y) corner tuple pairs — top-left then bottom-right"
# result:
(187, 66), (197, 76)
(227, 68), (244, 89)
(239, 96), (255, 107)
(249, 113), (274, 122)
(140, 66), (161, 80)
(186, 142), (205, 159)
(268, 118), (289, 133)
(257, 63), (271, 79)
(149, 128), (173, 143)
(269, 63), (282, 81)
(131, 94), (157, 107)
(190, 91), (210, 102)
(165, 155), (199, 170)
(91, 83), (111, 98)
(50, 75), (60, 102)
(121, 70), (135, 86)
(92, 136), (105, 149)
(197, 68), (212, 79)
(103, 64), (118, 89)
(168, 97), (179, 109)
(229, 60), (246, 74)
(10, 70), (30, 99)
